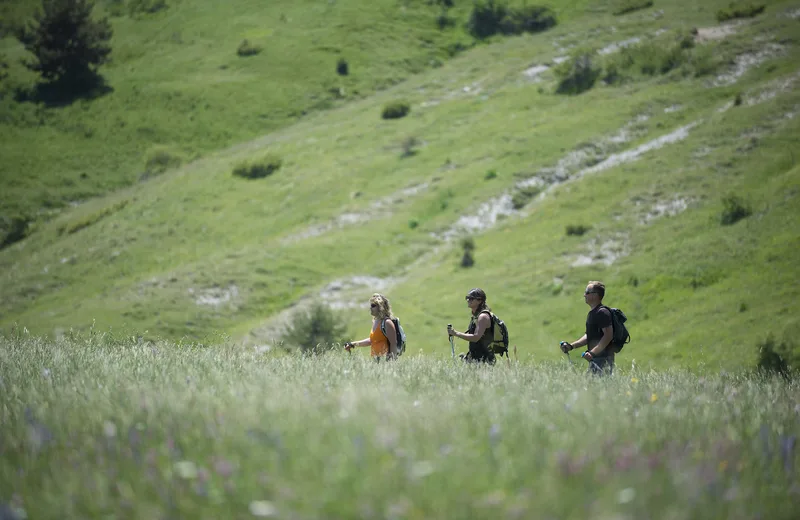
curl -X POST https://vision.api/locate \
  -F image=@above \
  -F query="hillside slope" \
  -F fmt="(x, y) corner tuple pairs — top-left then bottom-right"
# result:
(1, 0), (799, 370)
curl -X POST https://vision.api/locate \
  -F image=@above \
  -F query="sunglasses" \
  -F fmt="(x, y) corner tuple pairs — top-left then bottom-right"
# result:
(465, 296), (477, 301)
(584, 290), (598, 295)
(370, 303), (378, 308)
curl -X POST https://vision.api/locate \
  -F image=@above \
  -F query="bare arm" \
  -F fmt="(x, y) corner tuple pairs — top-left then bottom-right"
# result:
(450, 313), (490, 342)
(568, 334), (588, 350)
(384, 319), (398, 357)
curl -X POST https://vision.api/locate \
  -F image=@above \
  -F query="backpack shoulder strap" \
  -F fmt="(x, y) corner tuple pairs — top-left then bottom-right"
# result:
(478, 310), (494, 334)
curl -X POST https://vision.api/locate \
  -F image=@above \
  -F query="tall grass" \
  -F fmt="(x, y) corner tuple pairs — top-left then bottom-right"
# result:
(0, 334), (797, 518)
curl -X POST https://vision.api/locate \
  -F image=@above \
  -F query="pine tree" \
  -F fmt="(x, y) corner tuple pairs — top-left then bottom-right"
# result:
(17, 0), (112, 87)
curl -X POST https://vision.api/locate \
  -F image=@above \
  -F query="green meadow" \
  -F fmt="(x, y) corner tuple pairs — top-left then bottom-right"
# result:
(0, 334), (797, 518)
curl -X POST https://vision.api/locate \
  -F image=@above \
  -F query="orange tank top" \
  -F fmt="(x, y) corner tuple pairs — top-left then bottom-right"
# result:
(369, 320), (389, 357)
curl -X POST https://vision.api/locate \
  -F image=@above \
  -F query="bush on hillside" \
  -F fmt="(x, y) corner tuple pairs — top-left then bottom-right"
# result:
(237, 39), (262, 57)
(401, 136), (420, 158)
(281, 303), (348, 354)
(0, 54), (8, 83)
(566, 224), (591, 236)
(756, 334), (796, 379)
(336, 58), (349, 76)
(716, 2), (765, 22)
(460, 236), (476, 268)
(468, 1), (556, 39)
(17, 0), (113, 90)
(720, 195), (751, 225)
(0, 215), (30, 250)
(612, 0), (654, 16)
(128, 0), (167, 16)
(382, 101), (410, 120)
(602, 32), (720, 83)
(511, 185), (542, 209)
(141, 145), (184, 180)
(554, 50), (601, 95)
(232, 153), (283, 179)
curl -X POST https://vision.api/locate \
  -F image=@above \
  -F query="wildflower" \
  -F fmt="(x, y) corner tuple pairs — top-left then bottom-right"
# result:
(617, 487), (636, 504)
(249, 500), (277, 517)
(103, 421), (117, 438)
(174, 461), (198, 480)
(630, 377), (639, 383)
(650, 393), (658, 403)
(718, 460), (728, 472)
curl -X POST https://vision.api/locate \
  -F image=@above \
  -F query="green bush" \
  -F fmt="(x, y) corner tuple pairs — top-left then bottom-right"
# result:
(756, 334), (795, 378)
(232, 153), (283, 179)
(511, 185), (542, 209)
(281, 303), (347, 354)
(141, 145), (184, 179)
(0, 215), (30, 249)
(467, 1), (556, 39)
(566, 224), (591, 236)
(381, 101), (410, 120)
(720, 195), (751, 225)
(336, 58), (348, 76)
(717, 2), (765, 22)
(128, 0), (168, 16)
(612, 0), (653, 16)
(484, 169), (497, 180)
(237, 39), (262, 57)
(602, 33), (720, 83)
(555, 51), (601, 95)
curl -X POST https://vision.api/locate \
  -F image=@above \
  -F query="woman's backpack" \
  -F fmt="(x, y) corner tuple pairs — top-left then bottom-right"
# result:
(381, 317), (407, 356)
(479, 310), (509, 357)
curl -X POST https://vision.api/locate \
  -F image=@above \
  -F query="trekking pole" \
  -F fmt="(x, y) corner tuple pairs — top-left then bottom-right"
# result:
(448, 324), (455, 360)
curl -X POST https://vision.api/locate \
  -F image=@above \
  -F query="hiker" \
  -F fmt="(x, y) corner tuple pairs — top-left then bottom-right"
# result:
(344, 293), (398, 361)
(447, 288), (496, 364)
(560, 280), (615, 375)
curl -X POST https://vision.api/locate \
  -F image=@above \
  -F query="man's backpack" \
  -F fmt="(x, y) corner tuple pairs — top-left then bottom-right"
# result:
(480, 310), (510, 357)
(601, 305), (630, 352)
(381, 317), (407, 356)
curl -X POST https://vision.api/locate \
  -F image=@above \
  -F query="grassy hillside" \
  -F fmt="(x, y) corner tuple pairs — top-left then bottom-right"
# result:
(1, 335), (797, 518)
(1, 0), (799, 370)
(0, 0), (588, 242)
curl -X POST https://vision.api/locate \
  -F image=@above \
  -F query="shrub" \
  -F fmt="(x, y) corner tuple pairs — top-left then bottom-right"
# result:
(461, 236), (475, 252)
(0, 215), (30, 249)
(436, 11), (457, 29)
(603, 33), (718, 82)
(468, 1), (556, 39)
(484, 169), (497, 180)
(381, 101), (410, 120)
(336, 58), (348, 76)
(756, 334), (795, 378)
(511, 185), (542, 209)
(237, 39), (262, 57)
(232, 153), (283, 179)
(612, 0), (653, 16)
(128, 0), (167, 15)
(401, 136), (419, 158)
(141, 145), (184, 179)
(566, 224), (591, 236)
(555, 51), (601, 95)
(408, 219), (419, 229)
(461, 250), (475, 268)
(720, 195), (751, 225)
(281, 303), (347, 354)
(17, 0), (113, 87)
(0, 54), (8, 83)
(716, 2), (765, 22)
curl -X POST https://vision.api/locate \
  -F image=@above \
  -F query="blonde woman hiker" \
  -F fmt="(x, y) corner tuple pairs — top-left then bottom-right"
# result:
(344, 293), (399, 361)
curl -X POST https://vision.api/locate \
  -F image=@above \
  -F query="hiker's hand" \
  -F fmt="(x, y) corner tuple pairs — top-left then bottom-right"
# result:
(581, 351), (594, 361)
(447, 326), (456, 337)
(344, 342), (353, 351)
(560, 341), (572, 353)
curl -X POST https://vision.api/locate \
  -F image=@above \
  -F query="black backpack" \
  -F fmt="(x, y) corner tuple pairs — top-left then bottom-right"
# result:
(601, 305), (630, 352)
(479, 310), (510, 357)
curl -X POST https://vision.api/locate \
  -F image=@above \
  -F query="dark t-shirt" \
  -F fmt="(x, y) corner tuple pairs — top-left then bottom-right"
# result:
(586, 305), (613, 357)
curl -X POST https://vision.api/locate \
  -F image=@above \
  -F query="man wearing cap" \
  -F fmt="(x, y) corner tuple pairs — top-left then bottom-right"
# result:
(447, 288), (496, 364)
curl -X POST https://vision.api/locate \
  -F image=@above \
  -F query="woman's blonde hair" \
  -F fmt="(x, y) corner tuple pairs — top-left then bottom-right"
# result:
(369, 293), (394, 321)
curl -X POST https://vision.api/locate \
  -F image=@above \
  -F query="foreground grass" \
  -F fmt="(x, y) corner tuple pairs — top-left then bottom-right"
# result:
(0, 334), (798, 518)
